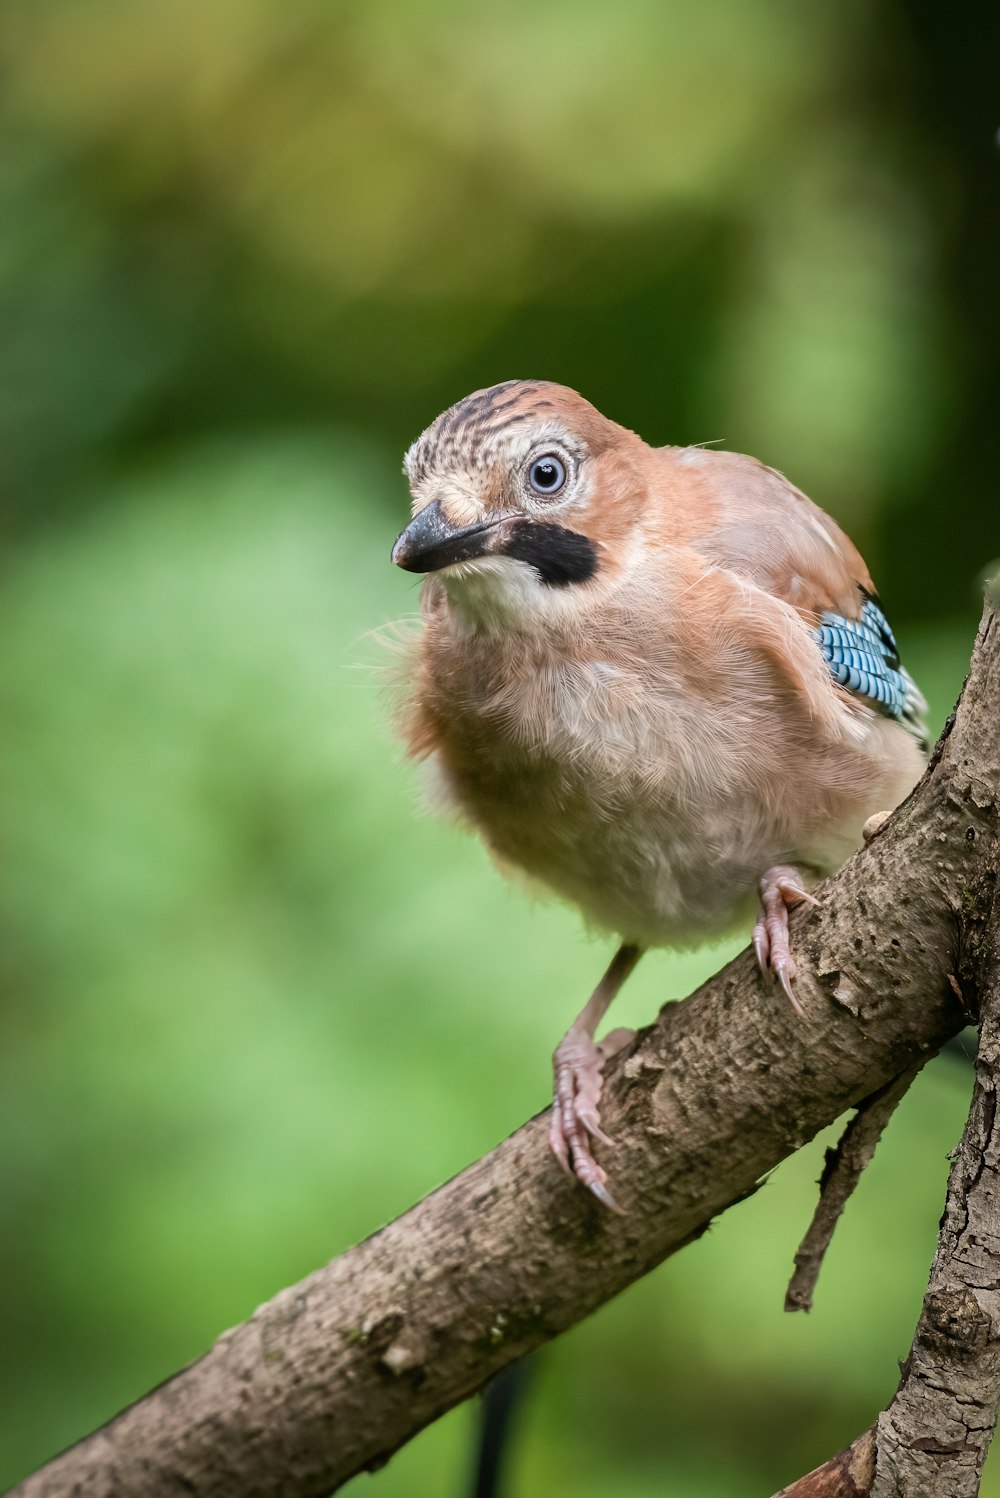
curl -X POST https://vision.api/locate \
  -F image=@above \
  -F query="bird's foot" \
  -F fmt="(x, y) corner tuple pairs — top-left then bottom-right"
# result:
(862, 810), (891, 842)
(752, 864), (820, 1018)
(548, 1025), (634, 1212)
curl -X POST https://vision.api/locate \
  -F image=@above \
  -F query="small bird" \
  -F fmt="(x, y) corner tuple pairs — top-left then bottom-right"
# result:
(391, 381), (927, 1208)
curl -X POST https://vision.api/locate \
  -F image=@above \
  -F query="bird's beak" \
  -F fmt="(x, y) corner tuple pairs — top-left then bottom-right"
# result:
(391, 499), (506, 573)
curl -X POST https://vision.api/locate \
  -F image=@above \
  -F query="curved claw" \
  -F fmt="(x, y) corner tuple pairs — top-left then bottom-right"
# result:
(775, 962), (805, 1018)
(577, 1109), (616, 1149)
(588, 1179), (625, 1214)
(547, 1117), (574, 1179)
(752, 921), (770, 978)
(778, 881), (821, 910)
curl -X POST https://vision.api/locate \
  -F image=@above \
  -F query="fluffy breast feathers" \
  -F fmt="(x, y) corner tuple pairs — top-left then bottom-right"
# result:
(392, 382), (926, 946)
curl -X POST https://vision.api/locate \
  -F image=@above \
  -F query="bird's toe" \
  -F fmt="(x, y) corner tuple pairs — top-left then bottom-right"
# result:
(550, 1032), (622, 1209)
(575, 1102), (615, 1149)
(752, 916), (771, 977)
(587, 1178), (625, 1214)
(756, 864), (816, 1017)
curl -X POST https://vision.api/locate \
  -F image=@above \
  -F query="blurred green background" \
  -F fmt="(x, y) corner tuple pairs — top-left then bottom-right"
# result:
(1, 1), (997, 1493)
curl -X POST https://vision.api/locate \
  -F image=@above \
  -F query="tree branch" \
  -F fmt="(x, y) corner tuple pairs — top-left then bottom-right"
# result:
(868, 811), (1000, 1496)
(775, 1430), (876, 1497)
(785, 1064), (924, 1314)
(774, 620), (1000, 1495)
(12, 603), (999, 1498)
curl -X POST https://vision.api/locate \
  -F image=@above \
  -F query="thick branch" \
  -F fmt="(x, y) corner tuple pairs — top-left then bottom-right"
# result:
(775, 637), (1000, 1497)
(869, 831), (1000, 1495)
(12, 606), (1000, 1498)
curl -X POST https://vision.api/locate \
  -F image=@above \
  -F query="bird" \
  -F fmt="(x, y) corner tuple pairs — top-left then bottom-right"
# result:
(390, 380), (928, 1209)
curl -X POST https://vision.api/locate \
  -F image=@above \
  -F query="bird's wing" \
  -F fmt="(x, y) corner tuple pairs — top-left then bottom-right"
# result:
(663, 448), (928, 746)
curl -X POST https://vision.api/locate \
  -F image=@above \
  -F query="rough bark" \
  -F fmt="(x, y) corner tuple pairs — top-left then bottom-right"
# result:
(774, 627), (1000, 1497)
(869, 834), (1000, 1495)
(11, 604), (999, 1498)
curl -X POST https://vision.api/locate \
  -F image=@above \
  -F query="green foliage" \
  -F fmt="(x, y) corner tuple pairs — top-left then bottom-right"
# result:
(0, 1), (995, 1493)
(1, 0), (992, 606)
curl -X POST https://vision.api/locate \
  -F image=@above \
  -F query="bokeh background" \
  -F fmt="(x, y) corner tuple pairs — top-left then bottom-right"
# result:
(1, 1), (998, 1494)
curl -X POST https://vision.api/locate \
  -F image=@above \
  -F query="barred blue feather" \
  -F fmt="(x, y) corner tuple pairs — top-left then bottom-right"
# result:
(816, 593), (927, 747)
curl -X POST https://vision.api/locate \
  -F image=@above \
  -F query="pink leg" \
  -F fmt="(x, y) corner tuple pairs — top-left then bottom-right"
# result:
(548, 943), (642, 1211)
(752, 864), (820, 1018)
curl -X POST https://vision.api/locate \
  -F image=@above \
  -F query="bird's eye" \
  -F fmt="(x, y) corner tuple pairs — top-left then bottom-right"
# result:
(527, 454), (567, 497)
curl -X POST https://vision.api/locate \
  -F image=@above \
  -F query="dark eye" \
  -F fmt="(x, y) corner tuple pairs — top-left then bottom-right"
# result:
(527, 454), (567, 496)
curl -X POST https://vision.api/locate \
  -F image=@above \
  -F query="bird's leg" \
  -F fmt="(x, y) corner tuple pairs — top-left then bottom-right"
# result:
(549, 942), (643, 1210)
(752, 864), (821, 1017)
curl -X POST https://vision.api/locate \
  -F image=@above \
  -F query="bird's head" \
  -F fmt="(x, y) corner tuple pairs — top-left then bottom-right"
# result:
(393, 381), (646, 627)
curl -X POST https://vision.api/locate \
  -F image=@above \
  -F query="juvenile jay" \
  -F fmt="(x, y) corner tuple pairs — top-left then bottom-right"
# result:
(391, 381), (927, 1209)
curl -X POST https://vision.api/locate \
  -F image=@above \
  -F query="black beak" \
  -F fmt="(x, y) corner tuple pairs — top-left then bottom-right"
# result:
(391, 499), (503, 573)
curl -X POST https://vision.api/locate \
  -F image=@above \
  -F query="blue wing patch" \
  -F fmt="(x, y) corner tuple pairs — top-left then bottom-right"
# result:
(816, 594), (927, 745)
